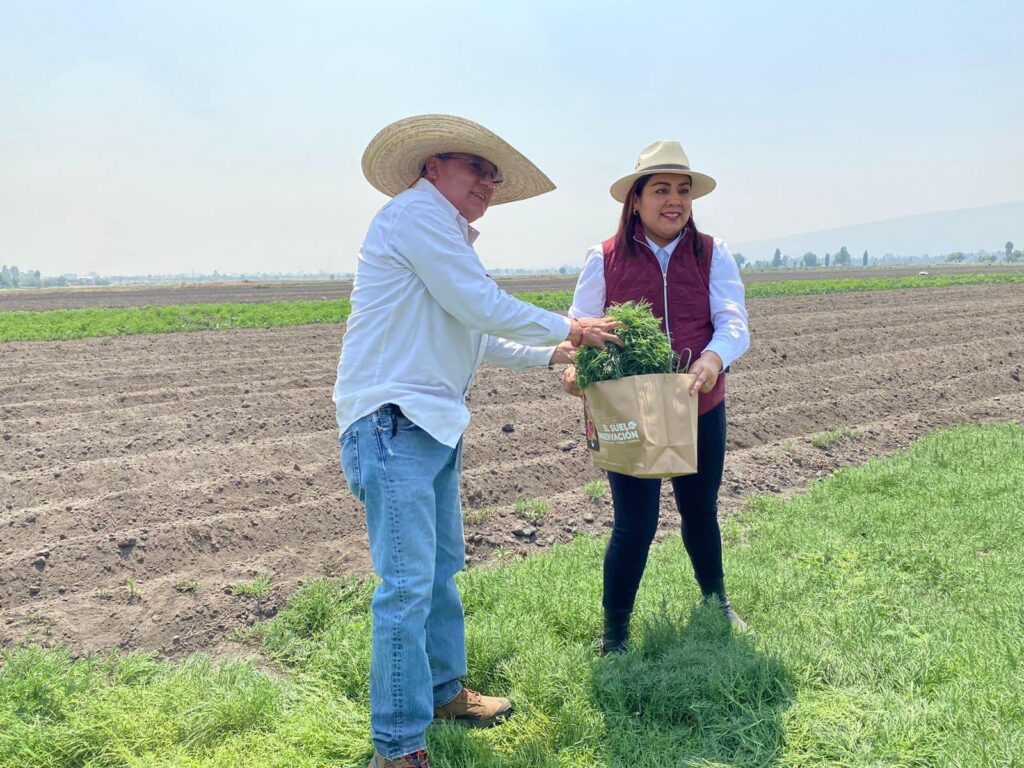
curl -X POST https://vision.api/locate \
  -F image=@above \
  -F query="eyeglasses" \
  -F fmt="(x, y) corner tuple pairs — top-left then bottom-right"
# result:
(438, 153), (504, 186)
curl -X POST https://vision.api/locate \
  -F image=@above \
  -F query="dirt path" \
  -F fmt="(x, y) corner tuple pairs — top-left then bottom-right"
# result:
(1, 283), (1022, 657)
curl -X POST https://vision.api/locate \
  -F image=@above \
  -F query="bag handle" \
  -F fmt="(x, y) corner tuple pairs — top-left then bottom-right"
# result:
(675, 347), (693, 374)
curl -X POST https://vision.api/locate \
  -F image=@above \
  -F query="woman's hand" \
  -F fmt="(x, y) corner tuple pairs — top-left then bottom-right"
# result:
(688, 351), (724, 396)
(548, 341), (577, 366)
(562, 365), (583, 398)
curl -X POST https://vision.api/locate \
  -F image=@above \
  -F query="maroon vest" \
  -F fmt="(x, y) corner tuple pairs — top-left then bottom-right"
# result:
(602, 224), (725, 415)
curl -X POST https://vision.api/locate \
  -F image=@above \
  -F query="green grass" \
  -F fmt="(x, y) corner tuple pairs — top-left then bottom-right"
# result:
(0, 291), (567, 342)
(0, 300), (350, 342)
(513, 497), (550, 522)
(231, 574), (274, 599)
(465, 507), (499, 525)
(2, 424), (1023, 766)
(4, 272), (1023, 342)
(810, 425), (855, 449)
(125, 578), (142, 602)
(744, 271), (1024, 298)
(583, 480), (606, 501)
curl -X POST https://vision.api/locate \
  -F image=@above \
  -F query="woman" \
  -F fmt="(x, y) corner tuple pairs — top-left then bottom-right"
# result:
(563, 140), (750, 653)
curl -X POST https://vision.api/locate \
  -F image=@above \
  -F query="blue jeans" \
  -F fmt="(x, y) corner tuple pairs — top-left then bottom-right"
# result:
(340, 405), (467, 758)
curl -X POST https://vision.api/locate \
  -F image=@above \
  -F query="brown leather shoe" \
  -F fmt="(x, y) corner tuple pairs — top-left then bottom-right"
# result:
(433, 686), (513, 728)
(366, 749), (429, 767)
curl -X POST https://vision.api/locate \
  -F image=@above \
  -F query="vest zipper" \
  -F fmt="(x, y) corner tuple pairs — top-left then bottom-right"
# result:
(662, 270), (671, 347)
(633, 232), (675, 347)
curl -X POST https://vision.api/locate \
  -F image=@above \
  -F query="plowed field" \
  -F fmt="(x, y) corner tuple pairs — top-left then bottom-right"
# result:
(2, 283), (1022, 657)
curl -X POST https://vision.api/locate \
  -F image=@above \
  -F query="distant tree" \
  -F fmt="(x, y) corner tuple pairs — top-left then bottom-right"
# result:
(824, 253), (831, 267)
(558, 266), (567, 274)
(772, 248), (782, 268)
(946, 252), (966, 263)
(0, 265), (11, 288)
(862, 250), (869, 266)
(802, 251), (818, 267)
(834, 246), (852, 266)
(1007, 250), (1024, 263)
(1007, 241), (1014, 260)
(978, 253), (997, 264)
(733, 253), (746, 269)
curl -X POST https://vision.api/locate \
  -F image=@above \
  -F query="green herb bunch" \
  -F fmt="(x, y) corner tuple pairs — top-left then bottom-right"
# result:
(574, 301), (676, 389)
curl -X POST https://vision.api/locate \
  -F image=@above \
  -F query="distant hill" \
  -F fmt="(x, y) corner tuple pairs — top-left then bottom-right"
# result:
(733, 201), (1023, 263)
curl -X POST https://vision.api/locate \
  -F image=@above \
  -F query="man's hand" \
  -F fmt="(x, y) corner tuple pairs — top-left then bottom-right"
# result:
(689, 351), (724, 396)
(568, 316), (622, 349)
(562, 365), (583, 398)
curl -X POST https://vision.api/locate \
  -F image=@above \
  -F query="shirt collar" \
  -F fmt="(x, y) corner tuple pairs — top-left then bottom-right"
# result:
(644, 231), (683, 255)
(413, 178), (480, 245)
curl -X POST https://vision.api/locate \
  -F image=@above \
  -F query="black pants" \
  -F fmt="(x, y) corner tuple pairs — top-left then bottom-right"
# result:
(603, 401), (727, 612)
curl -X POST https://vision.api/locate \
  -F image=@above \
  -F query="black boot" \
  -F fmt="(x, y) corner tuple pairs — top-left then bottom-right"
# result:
(599, 608), (631, 655)
(701, 581), (749, 633)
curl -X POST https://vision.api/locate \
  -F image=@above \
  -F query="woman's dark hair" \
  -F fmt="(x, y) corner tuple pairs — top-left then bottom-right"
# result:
(614, 175), (704, 260)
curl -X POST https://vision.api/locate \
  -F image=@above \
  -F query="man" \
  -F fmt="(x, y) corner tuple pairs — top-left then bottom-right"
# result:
(334, 114), (619, 768)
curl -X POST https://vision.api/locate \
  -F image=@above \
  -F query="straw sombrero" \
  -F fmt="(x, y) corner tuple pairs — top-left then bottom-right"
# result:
(361, 114), (555, 205)
(610, 141), (716, 203)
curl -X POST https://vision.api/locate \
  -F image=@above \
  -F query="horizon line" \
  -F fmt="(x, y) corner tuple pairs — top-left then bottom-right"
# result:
(734, 198), (1024, 247)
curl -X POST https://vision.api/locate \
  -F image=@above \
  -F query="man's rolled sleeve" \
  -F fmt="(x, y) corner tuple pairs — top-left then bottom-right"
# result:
(482, 336), (555, 369)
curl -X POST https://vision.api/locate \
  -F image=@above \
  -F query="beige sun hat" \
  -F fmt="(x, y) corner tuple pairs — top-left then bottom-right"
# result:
(610, 140), (716, 203)
(361, 114), (555, 205)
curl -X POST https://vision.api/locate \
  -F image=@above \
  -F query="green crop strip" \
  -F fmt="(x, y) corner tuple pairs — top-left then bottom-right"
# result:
(0, 300), (350, 342)
(744, 271), (1024, 297)
(2, 273), (1022, 342)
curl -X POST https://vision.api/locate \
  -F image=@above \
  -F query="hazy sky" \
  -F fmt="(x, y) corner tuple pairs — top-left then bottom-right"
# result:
(2, 1), (1022, 277)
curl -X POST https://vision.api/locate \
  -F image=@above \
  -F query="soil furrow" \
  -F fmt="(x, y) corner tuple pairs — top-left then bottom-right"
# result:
(2, 283), (1022, 658)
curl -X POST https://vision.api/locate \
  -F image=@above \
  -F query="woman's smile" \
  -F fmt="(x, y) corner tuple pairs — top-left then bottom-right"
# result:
(633, 172), (693, 246)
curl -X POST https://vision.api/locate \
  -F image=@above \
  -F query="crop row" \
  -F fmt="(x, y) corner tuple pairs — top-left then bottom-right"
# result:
(2, 273), (1023, 342)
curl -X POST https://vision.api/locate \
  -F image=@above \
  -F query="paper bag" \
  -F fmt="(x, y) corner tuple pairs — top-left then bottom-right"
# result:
(583, 372), (698, 479)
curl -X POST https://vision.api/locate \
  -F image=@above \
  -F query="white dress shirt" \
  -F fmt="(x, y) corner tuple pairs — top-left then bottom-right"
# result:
(334, 178), (569, 447)
(568, 232), (750, 369)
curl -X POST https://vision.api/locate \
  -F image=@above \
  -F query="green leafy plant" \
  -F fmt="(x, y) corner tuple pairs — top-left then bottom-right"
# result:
(584, 480), (606, 501)
(464, 506), (498, 524)
(514, 497), (550, 522)
(574, 301), (676, 389)
(126, 578), (141, 602)
(811, 426), (854, 449)
(231, 573), (273, 599)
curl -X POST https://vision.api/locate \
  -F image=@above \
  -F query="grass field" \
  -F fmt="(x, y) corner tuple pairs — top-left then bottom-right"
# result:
(2, 424), (1021, 767)
(2, 273), (1024, 342)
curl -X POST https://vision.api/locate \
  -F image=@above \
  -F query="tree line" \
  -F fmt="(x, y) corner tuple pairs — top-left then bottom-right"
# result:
(0, 265), (48, 288)
(734, 240), (1023, 270)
